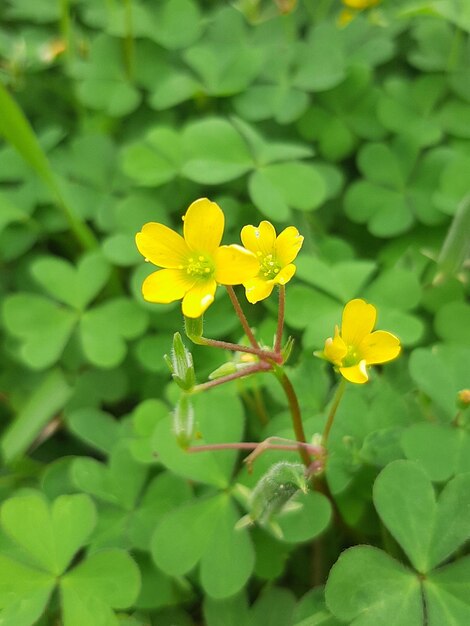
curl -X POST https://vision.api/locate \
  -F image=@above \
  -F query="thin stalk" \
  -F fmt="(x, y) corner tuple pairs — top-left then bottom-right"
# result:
(187, 440), (321, 455)
(225, 285), (259, 349)
(274, 284), (285, 353)
(59, 0), (72, 65)
(196, 336), (282, 363)
(272, 367), (311, 466)
(193, 362), (271, 393)
(122, 0), (135, 81)
(322, 378), (347, 449)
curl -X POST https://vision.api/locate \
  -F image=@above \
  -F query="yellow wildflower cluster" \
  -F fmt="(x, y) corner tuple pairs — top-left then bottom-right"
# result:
(135, 198), (303, 318)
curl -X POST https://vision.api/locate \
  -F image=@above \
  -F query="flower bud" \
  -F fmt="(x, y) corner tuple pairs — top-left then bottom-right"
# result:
(209, 362), (238, 380)
(457, 389), (470, 410)
(164, 332), (195, 391)
(173, 393), (195, 449)
(249, 461), (308, 528)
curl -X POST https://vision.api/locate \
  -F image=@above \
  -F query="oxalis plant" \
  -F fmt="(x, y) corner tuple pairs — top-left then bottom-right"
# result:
(1, 0), (470, 624)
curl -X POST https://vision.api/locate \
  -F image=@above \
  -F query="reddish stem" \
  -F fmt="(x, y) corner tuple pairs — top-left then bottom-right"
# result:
(225, 285), (260, 350)
(193, 362), (271, 392)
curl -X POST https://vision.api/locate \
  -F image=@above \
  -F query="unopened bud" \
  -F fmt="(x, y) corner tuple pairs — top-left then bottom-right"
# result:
(457, 389), (470, 410)
(249, 462), (308, 528)
(164, 332), (195, 391)
(173, 394), (195, 449)
(209, 362), (238, 380)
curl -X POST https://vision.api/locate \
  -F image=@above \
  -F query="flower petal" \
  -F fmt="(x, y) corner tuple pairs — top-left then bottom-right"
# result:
(183, 198), (224, 254)
(359, 330), (401, 365)
(243, 277), (275, 304)
(241, 221), (276, 256)
(323, 326), (348, 364)
(142, 269), (194, 303)
(341, 299), (376, 347)
(182, 279), (217, 318)
(136, 223), (190, 269)
(272, 264), (296, 286)
(275, 226), (304, 266)
(214, 245), (259, 285)
(339, 360), (369, 384)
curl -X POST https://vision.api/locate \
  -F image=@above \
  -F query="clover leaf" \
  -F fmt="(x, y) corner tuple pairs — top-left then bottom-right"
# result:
(0, 491), (140, 626)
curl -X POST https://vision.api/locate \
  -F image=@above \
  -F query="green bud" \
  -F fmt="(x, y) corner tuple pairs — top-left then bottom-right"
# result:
(209, 361), (238, 380)
(282, 336), (294, 364)
(184, 315), (204, 344)
(165, 332), (195, 391)
(173, 393), (195, 449)
(249, 461), (308, 528)
(457, 389), (470, 410)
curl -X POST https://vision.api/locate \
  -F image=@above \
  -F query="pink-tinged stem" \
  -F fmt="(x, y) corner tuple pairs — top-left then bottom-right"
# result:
(187, 440), (322, 455)
(225, 285), (260, 350)
(200, 336), (282, 364)
(274, 284), (285, 354)
(273, 368), (311, 466)
(193, 362), (271, 393)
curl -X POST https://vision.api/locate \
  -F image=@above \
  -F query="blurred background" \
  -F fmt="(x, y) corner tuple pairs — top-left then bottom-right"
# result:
(0, 0), (469, 624)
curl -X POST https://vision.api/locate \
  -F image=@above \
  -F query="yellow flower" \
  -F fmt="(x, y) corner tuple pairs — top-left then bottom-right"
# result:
(342, 0), (379, 8)
(135, 198), (259, 318)
(318, 299), (401, 384)
(240, 221), (304, 303)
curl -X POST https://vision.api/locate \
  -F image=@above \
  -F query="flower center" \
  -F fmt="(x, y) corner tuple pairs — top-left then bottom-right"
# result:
(185, 254), (214, 279)
(342, 345), (362, 368)
(258, 253), (281, 280)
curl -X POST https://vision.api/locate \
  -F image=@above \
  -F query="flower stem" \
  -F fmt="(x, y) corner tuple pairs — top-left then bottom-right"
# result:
(225, 285), (259, 350)
(187, 439), (321, 457)
(322, 378), (347, 450)
(274, 284), (285, 353)
(195, 336), (282, 363)
(193, 362), (271, 393)
(272, 367), (311, 466)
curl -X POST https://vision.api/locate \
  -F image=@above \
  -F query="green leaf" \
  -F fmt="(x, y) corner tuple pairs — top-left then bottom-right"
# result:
(153, 388), (245, 487)
(80, 298), (148, 368)
(65, 408), (121, 455)
(294, 24), (345, 92)
(250, 587), (296, 626)
(409, 346), (470, 420)
(71, 444), (147, 511)
(1, 492), (96, 575)
(75, 35), (141, 117)
(373, 460), (470, 572)
(402, 423), (470, 482)
(60, 550), (141, 626)
(200, 497), (254, 598)
(249, 162), (326, 219)
(277, 491), (332, 544)
(1, 369), (72, 463)
(325, 546), (423, 625)
(151, 0), (201, 50)
(31, 253), (110, 310)
(424, 556), (470, 625)
(2, 293), (77, 369)
(0, 555), (54, 626)
(181, 118), (253, 184)
(296, 256), (376, 302)
(435, 301), (470, 344)
(121, 127), (181, 187)
(152, 495), (221, 577)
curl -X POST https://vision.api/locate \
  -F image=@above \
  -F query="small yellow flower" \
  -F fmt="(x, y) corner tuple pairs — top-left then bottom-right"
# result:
(318, 299), (401, 384)
(342, 0), (379, 8)
(240, 221), (304, 304)
(135, 198), (259, 318)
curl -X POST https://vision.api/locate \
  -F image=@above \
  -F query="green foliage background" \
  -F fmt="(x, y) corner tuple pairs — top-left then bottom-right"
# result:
(0, 0), (469, 624)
